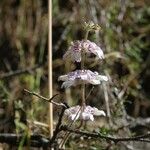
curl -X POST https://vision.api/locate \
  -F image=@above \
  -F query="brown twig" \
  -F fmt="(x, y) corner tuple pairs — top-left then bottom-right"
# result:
(24, 89), (66, 107)
(50, 103), (69, 146)
(0, 126), (150, 148)
(60, 125), (150, 144)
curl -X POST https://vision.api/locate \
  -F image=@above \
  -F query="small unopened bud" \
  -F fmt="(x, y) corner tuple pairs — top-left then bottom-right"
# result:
(84, 21), (101, 31)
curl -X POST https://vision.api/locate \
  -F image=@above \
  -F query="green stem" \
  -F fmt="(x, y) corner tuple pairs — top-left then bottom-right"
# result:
(81, 30), (89, 107)
(81, 84), (85, 107)
(85, 30), (90, 41)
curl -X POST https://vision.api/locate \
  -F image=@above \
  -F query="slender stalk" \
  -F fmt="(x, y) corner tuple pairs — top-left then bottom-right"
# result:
(81, 48), (86, 107)
(81, 84), (86, 106)
(85, 30), (90, 41)
(81, 30), (89, 106)
(60, 29), (90, 149)
(102, 82), (111, 125)
(48, 0), (53, 138)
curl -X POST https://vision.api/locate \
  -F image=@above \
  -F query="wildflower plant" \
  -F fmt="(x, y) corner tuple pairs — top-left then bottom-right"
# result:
(58, 21), (108, 122)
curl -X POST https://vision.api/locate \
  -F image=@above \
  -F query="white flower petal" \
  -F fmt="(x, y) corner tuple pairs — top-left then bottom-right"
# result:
(61, 80), (75, 88)
(89, 115), (94, 121)
(81, 112), (94, 121)
(58, 70), (108, 88)
(64, 105), (106, 122)
(94, 49), (104, 59)
(93, 108), (106, 116)
(97, 75), (108, 81)
(58, 75), (68, 81)
(63, 40), (104, 62)
(89, 79), (101, 85)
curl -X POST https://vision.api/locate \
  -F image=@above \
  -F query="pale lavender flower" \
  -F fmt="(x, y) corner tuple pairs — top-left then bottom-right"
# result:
(64, 105), (106, 121)
(58, 70), (108, 88)
(63, 40), (104, 62)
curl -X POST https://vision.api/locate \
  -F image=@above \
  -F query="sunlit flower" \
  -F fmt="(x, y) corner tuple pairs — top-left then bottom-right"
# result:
(63, 40), (104, 62)
(58, 70), (108, 88)
(64, 105), (106, 121)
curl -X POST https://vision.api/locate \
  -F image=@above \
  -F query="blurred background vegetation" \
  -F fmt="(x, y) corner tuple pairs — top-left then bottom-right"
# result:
(0, 0), (150, 149)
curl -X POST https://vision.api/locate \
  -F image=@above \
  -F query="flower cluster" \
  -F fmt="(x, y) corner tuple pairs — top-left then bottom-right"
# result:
(65, 105), (106, 121)
(63, 40), (104, 62)
(59, 22), (107, 122)
(58, 69), (108, 88)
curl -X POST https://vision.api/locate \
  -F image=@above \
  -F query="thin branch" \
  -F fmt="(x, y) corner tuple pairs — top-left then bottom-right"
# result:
(0, 128), (150, 148)
(24, 89), (67, 108)
(59, 106), (82, 148)
(27, 120), (49, 128)
(50, 104), (68, 145)
(60, 125), (150, 143)
(102, 82), (111, 118)
(85, 86), (94, 101)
